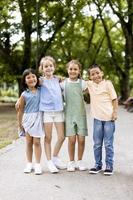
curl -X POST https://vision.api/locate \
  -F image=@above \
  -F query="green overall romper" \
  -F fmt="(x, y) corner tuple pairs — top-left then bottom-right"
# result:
(64, 79), (88, 137)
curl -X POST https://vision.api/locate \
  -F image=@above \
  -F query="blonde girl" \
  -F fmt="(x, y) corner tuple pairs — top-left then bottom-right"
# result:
(39, 56), (66, 173)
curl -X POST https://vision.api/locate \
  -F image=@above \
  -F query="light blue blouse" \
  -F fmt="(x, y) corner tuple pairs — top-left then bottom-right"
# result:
(39, 77), (63, 111)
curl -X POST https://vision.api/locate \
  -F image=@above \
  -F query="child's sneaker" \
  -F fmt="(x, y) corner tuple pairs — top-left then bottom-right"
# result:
(67, 161), (76, 172)
(47, 160), (59, 173)
(89, 166), (102, 174)
(34, 163), (42, 175)
(52, 157), (66, 169)
(104, 169), (113, 176)
(76, 160), (88, 171)
(24, 163), (33, 173)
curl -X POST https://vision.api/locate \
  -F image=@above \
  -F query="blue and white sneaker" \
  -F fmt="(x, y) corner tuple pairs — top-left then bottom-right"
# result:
(89, 166), (102, 174)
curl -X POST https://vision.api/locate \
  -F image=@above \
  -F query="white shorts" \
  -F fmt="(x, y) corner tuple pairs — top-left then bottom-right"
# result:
(43, 111), (64, 123)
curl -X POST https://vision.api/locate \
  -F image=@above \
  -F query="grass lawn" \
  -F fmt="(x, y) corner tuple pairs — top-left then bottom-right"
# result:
(0, 103), (18, 149)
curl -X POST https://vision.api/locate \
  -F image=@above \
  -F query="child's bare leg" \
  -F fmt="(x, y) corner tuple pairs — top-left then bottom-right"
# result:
(44, 123), (59, 173)
(33, 138), (42, 163)
(44, 123), (53, 160)
(26, 134), (33, 162)
(77, 135), (85, 160)
(68, 135), (76, 161)
(53, 122), (65, 156)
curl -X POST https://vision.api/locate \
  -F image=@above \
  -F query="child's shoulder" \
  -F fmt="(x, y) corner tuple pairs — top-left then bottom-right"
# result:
(21, 90), (27, 96)
(21, 89), (33, 96)
(104, 80), (115, 92)
(105, 79), (112, 84)
(104, 79), (113, 87)
(54, 75), (65, 83)
(19, 90), (27, 101)
(86, 80), (93, 86)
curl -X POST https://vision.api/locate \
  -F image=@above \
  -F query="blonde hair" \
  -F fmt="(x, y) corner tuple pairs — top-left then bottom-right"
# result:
(39, 56), (56, 74)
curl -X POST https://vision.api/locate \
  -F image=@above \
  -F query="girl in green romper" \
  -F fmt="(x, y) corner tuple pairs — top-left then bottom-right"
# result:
(61, 60), (88, 172)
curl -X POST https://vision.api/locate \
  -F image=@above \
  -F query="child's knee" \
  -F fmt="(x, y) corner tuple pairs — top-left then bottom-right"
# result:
(45, 136), (52, 144)
(33, 139), (41, 147)
(58, 136), (65, 143)
(69, 138), (76, 145)
(79, 139), (85, 146)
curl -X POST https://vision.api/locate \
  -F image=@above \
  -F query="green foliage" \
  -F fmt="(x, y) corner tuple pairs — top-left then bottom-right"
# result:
(1, 88), (18, 98)
(0, 140), (12, 149)
(0, 0), (132, 99)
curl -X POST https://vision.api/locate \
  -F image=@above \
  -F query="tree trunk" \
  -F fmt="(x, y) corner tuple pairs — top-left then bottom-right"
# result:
(119, 73), (130, 101)
(21, 28), (31, 72)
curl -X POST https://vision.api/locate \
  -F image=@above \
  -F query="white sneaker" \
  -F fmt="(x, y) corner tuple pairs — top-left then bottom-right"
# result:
(76, 160), (88, 171)
(52, 157), (66, 169)
(34, 163), (42, 175)
(47, 160), (59, 173)
(24, 163), (33, 173)
(67, 161), (76, 172)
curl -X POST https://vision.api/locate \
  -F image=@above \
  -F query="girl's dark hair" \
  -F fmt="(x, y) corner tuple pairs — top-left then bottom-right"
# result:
(88, 64), (102, 74)
(21, 68), (39, 90)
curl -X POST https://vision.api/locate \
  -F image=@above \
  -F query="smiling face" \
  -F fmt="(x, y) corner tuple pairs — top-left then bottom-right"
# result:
(41, 60), (55, 78)
(67, 63), (80, 81)
(89, 67), (104, 84)
(25, 73), (38, 89)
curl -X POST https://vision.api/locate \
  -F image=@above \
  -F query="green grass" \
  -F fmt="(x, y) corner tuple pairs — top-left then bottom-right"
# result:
(0, 103), (18, 149)
(0, 140), (12, 149)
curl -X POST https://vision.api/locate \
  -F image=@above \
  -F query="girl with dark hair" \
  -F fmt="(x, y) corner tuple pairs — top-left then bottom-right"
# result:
(17, 68), (44, 175)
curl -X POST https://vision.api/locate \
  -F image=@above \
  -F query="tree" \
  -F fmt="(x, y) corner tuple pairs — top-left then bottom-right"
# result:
(93, 0), (133, 100)
(0, 0), (132, 99)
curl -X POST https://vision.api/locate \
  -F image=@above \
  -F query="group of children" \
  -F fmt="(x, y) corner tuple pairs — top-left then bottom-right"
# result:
(17, 56), (118, 176)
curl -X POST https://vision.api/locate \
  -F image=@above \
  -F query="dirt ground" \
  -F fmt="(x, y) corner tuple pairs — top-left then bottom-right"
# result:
(0, 103), (18, 148)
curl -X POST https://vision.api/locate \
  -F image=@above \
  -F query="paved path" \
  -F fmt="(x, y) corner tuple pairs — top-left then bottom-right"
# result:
(0, 106), (133, 200)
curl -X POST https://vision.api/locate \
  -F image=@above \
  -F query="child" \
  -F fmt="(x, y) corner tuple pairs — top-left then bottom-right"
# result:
(17, 68), (44, 175)
(61, 60), (88, 172)
(88, 64), (118, 176)
(39, 56), (66, 173)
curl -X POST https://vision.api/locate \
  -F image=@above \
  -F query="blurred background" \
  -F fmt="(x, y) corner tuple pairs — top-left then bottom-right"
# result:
(0, 0), (133, 102)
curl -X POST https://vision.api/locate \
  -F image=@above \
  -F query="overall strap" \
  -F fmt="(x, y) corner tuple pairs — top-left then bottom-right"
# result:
(63, 78), (67, 102)
(63, 79), (83, 102)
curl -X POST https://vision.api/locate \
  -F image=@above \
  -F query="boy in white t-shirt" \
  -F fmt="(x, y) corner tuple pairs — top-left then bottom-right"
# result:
(87, 64), (118, 176)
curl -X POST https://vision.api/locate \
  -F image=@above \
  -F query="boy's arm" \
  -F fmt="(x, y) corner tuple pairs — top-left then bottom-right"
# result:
(17, 95), (25, 131)
(112, 98), (118, 121)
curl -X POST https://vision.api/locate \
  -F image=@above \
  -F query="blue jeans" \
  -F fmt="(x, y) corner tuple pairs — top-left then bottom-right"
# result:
(93, 119), (115, 170)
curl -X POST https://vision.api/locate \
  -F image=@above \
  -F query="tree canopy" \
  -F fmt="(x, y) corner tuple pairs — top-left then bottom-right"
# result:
(0, 0), (133, 99)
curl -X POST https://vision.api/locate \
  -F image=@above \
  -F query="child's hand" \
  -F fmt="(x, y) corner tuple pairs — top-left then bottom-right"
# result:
(15, 99), (20, 111)
(111, 111), (117, 121)
(18, 123), (24, 131)
(18, 126), (25, 137)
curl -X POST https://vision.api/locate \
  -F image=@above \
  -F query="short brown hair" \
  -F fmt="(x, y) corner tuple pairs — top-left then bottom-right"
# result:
(88, 64), (102, 74)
